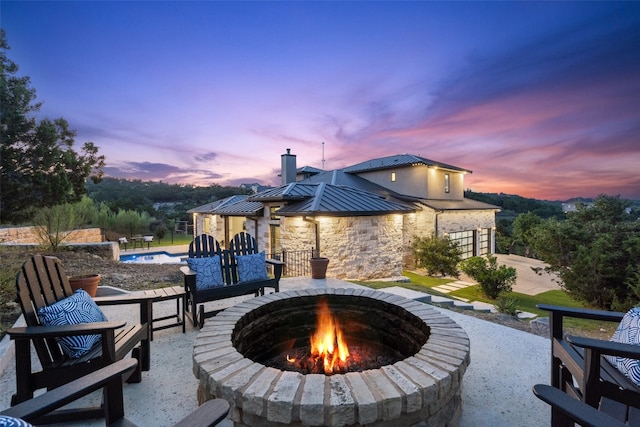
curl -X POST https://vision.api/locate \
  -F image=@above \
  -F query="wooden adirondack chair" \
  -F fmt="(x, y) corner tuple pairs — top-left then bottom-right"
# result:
(537, 304), (640, 426)
(7, 255), (152, 422)
(533, 384), (638, 427)
(1, 359), (230, 427)
(181, 233), (284, 327)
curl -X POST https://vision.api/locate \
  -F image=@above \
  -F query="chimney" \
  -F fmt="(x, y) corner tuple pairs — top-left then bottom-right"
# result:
(281, 148), (297, 185)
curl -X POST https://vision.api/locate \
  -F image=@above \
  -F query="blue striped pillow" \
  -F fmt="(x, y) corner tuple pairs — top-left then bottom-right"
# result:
(606, 306), (640, 385)
(38, 289), (108, 359)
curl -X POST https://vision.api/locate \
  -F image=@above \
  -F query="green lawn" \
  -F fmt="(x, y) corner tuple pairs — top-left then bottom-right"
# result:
(354, 270), (617, 337)
(350, 272), (454, 298)
(149, 234), (193, 247)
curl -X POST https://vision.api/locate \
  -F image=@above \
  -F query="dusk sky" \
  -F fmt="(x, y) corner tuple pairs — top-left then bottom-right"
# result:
(3, 1), (639, 201)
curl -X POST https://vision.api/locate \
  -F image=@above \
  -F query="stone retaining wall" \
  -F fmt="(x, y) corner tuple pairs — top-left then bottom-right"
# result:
(0, 226), (102, 245)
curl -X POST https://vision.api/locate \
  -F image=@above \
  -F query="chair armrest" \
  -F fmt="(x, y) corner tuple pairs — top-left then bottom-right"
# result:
(265, 259), (284, 281)
(7, 321), (127, 339)
(0, 359), (137, 422)
(567, 335), (640, 360)
(180, 266), (196, 276)
(173, 399), (230, 427)
(537, 304), (625, 322)
(532, 384), (626, 427)
(94, 294), (153, 329)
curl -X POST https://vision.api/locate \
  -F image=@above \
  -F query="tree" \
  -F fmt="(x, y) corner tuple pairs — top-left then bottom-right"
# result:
(512, 212), (542, 257)
(459, 255), (517, 299)
(411, 234), (462, 277)
(0, 30), (105, 224)
(531, 195), (640, 310)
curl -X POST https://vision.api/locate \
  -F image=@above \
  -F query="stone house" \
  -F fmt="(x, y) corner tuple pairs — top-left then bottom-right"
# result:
(188, 151), (499, 280)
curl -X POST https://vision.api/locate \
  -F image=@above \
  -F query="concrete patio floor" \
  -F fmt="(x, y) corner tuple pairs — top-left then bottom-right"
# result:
(0, 247), (558, 426)
(0, 276), (552, 426)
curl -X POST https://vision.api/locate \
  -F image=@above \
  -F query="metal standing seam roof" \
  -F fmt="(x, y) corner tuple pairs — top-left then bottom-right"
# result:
(186, 195), (248, 214)
(342, 153), (472, 174)
(418, 198), (501, 211)
(274, 182), (415, 217)
(211, 200), (264, 216)
(247, 182), (318, 202)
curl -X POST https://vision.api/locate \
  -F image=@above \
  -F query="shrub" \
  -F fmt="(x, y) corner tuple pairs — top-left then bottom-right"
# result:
(495, 297), (519, 316)
(33, 203), (85, 251)
(411, 235), (462, 277)
(460, 254), (517, 299)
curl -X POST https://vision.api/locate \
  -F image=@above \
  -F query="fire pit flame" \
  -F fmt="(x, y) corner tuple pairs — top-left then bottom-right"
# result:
(286, 297), (350, 374)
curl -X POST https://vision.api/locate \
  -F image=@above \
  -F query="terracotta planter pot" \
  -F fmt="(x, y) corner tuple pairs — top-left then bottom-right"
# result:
(310, 257), (329, 279)
(68, 274), (101, 297)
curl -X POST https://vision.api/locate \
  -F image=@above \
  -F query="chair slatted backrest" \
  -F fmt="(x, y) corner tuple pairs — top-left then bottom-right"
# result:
(187, 234), (233, 284)
(16, 255), (76, 367)
(229, 232), (259, 256)
(188, 234), (222, 258)
(228, 232), (260, 283)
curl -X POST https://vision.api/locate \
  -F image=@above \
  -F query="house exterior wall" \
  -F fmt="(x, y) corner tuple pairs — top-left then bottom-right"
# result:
(356, 167), (429, 198)
(281, 214), (404, 280)
(425, 168), (465, 200)
(401, 207), (497, 267)
(438, 210), (496, 235)
(354, 165), (464, 199)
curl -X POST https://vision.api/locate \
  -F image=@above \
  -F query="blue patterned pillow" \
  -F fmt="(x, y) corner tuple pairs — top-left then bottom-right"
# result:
(605, 306), (640, 386)
(38, 289), (108, 359)
(0, 416), (33, 427)
(236, 252), (269, 282)
(187, 256), (224, 290)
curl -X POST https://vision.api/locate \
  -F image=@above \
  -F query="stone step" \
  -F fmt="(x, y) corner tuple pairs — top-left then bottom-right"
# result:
(429, 296), (454, 307)
(379, 286), (536, 318)
(452, 301), (475, 310)
(468, 301), (496, 313)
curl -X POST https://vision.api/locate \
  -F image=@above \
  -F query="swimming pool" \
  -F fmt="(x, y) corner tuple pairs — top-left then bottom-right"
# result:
(120, 251), (187, 264)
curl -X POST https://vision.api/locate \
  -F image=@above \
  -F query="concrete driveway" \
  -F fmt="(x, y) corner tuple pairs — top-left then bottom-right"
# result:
(493, 254), (562, 296)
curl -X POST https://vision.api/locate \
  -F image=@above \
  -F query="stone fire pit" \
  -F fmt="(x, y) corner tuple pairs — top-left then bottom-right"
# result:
(194, 288), (470, 427)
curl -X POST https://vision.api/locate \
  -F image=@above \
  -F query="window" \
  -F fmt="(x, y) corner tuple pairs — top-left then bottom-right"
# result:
(444, 173), (450, 193)
(391, 172), (396, 182)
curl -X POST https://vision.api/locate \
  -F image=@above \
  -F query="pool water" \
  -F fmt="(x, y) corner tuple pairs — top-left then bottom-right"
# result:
(120, 251), (187, 264)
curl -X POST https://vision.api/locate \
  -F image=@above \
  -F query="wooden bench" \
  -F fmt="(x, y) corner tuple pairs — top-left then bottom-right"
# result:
(180, 233), (284, 328)
(537, 304), (640, 426)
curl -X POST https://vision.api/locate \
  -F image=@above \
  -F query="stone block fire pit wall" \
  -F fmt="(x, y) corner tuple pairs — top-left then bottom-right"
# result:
(194, 288), (470, 427)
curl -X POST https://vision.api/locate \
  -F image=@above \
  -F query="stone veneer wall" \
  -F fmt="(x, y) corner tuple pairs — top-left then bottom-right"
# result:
(0, 226), (102, 244)
(401, 208), (497, 267)
(281, 215), (404, 280)
(438, 210), (496, 235)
